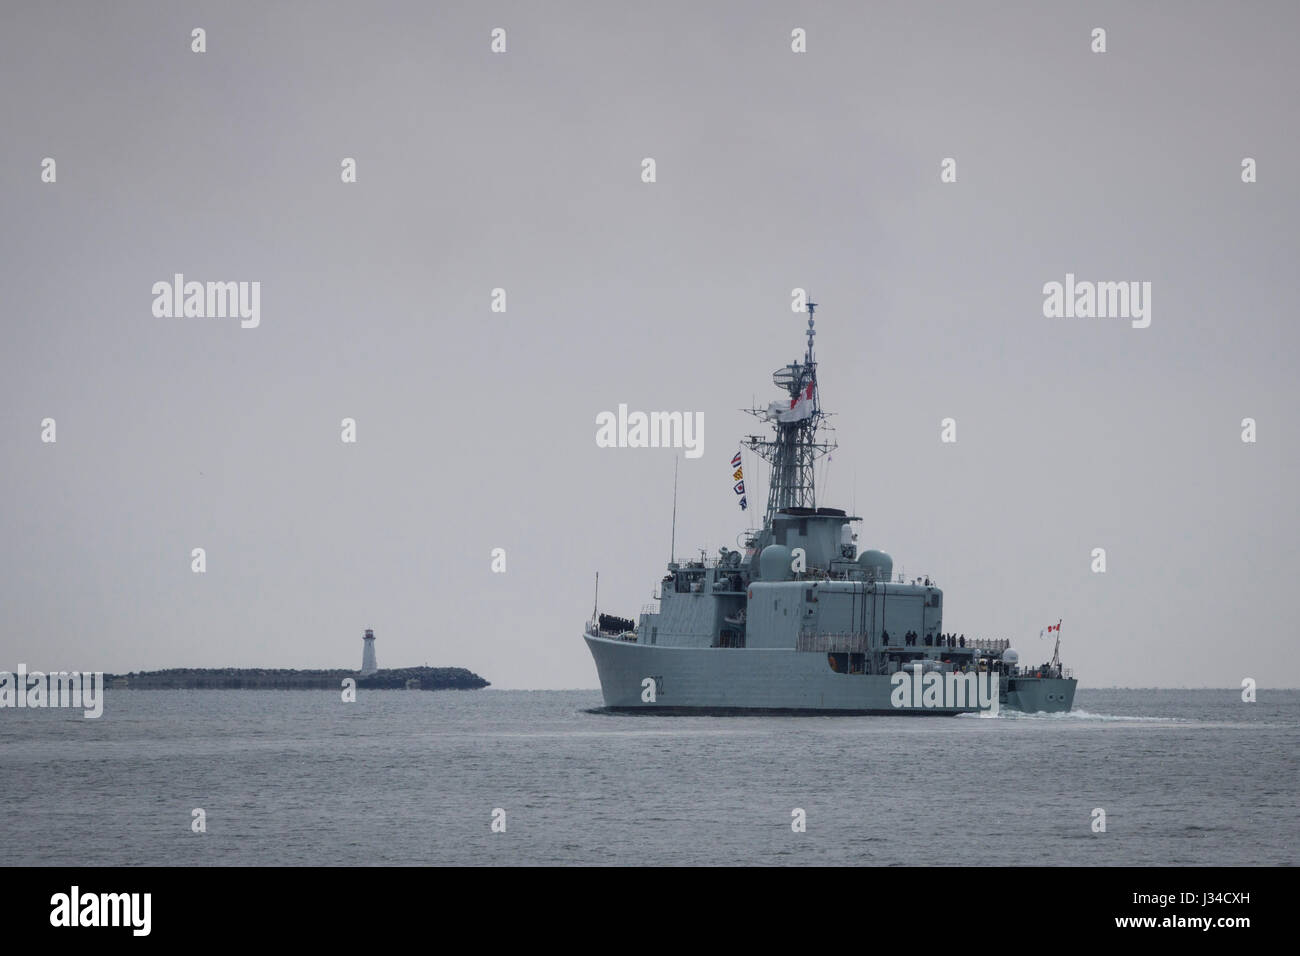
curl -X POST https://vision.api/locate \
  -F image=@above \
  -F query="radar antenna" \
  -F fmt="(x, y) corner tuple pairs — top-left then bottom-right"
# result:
(743, 298), (837, 525)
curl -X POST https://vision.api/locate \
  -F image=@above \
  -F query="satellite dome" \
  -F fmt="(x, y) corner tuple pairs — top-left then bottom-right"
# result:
(759, 544), (793, 581)
(858, 549), (893, 581)
(1002, 648), (1019, 665)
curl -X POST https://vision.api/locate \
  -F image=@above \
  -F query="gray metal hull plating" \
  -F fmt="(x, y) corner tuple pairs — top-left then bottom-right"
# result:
(584, 633), (1076, 714)
(1005, 677), (1077, 713)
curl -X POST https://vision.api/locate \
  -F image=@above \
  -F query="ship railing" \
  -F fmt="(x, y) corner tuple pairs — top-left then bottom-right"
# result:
(588, 618), (639, 642)
(794, 631), (1011, 656)
(789, 567), (939, 586)
(641, 603), (659, 616)
(796, 631), (870, 654)
(1014, 666), (1072, 679)
(965, 639), (1010, 653)
(673, 558), (739, 570)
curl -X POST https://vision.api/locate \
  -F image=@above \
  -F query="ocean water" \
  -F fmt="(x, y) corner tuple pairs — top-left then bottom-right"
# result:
(1, 688), (1295, 866)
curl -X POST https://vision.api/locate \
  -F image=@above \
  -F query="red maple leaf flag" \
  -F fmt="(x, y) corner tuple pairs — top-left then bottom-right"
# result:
(779, 382), (816, 423)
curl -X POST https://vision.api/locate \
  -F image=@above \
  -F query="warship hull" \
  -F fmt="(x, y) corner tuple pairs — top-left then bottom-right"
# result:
(583, 302), (1079, 715)
(585, 633), (1076, 715)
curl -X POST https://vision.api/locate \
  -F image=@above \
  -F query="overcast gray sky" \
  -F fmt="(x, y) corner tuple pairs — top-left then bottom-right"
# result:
(2, 1), (1297, 689)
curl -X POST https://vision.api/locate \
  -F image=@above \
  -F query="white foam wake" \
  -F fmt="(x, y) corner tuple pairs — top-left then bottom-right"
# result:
(958, 708), (1180, 722)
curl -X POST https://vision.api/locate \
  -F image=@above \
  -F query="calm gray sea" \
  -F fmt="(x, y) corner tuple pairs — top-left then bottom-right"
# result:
(1, 688), (1295, 866)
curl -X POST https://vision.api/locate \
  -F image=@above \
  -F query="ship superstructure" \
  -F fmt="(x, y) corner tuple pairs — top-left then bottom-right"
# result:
(583, 304), (1077, 714)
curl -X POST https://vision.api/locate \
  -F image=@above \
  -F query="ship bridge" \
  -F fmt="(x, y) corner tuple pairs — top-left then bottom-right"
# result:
(745, 506), (861, 578)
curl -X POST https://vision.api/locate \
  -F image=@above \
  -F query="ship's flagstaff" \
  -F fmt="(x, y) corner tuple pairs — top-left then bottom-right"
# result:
(670, 455), (678, 565)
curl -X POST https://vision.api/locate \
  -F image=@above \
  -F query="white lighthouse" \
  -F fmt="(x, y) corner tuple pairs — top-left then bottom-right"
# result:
(360, 628), (378, 676)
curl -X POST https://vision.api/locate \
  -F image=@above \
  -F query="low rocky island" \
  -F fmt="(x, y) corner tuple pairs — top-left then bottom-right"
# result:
(104, 667), (490, 691)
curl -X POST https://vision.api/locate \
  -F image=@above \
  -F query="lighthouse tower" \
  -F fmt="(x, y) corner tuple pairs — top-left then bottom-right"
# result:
(360, 628), (378, 676)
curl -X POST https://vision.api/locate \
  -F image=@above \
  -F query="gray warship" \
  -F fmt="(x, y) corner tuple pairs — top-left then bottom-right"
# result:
(584, 303), (1077, 715)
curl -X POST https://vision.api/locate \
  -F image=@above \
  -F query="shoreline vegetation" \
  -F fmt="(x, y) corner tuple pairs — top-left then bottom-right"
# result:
(102, 667), (490, 691)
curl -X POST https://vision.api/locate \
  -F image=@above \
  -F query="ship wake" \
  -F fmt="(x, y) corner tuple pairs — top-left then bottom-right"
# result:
(959, 708), (1182, 722)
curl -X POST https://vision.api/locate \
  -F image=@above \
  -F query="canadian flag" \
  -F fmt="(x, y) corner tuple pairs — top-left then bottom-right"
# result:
(779, 382), (816, 423)
(1039, 620), (1062, 639)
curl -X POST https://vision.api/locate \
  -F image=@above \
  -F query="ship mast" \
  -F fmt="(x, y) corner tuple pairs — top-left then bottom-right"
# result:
(743, 300), (837, 527)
